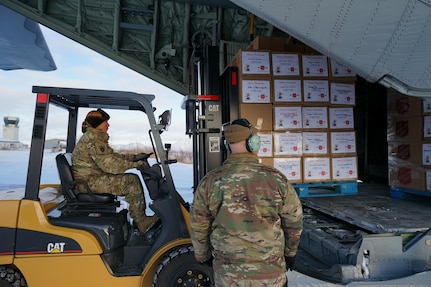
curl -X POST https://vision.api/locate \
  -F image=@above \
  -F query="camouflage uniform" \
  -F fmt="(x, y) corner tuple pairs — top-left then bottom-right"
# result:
(190, 152), (303, 286)
(72, 127), (148, 224)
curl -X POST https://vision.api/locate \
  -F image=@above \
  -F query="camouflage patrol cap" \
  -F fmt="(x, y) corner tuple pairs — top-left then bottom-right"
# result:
(85, 108), (110, 128)
(224, 118), (253, 144)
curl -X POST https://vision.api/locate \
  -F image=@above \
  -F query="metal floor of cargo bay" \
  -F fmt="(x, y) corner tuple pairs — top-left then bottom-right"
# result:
(301, 183), (431, 234)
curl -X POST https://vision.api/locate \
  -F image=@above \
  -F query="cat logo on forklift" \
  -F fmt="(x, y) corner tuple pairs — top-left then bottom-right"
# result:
(208, 104), (219, 112)
(47, 242), (66, 253)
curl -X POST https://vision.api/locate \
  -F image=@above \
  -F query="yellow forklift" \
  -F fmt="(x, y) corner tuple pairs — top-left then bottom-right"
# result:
(0, 86), (213, 287)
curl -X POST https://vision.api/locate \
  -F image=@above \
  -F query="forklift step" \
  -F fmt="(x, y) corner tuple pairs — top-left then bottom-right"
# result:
(293, 181), (358, 198)
(390, 186), (431, 200)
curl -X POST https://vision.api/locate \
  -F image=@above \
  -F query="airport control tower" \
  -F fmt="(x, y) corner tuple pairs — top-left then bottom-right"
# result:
(3, 116), (20, 141)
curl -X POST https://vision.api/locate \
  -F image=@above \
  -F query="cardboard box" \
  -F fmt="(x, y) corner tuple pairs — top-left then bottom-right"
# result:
(387, 90), (422, 117)
(388, 141), (422, 165)
(303, 157), (331, 182)
(240, 77), (271, 103)
(330, 131), (357, 155)
(423, 98), (431, 114)
(285, 43), (305, 53)
(329, 107), (354, 129)
(258, 157), (274, 167)
(329, 59), (357, 79)
(303, 46), (321, 55)
(274, 106), (302, 130)
(331, 156), (358, 181)
(248, 36), (286, 51)
(388, 141), (431, 166)
(273, 157), (303, 183)
(257, 132), (273, 157)
(427, 171), (431, 191)
(423, 143), (431, 166)
(303, 80), (329, 103)
(387, 115), (423, 140)
(239, 103), (273, 131)
(424, 116), (431, 139)
(330, 82), (356, 106)
(302, 55), (329, 78)
(389, 164), (429, 191)
(273, 132), (302, 156)
(273, 79), (302, 103)
(302, 107), (328, 129)
(271, 52), (301, 76)
(231, 50), (271, 75)
(302, 131), (328, 155)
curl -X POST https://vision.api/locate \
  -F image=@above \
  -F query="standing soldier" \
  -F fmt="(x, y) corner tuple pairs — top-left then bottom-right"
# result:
(190, 118), (303, 287)
(72, 108), (157, 233)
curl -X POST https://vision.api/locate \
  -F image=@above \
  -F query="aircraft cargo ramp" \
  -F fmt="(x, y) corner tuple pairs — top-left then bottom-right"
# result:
(297, 184), (431, 284)
(302, 183), (431, 234)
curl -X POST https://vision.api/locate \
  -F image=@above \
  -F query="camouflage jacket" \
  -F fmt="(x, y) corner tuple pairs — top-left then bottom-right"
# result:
(190, 152), (303, 280)
(72, 127), (145, 180)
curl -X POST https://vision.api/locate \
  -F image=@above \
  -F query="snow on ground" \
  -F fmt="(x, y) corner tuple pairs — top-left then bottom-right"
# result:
(0, 149), (345, 286)
(0, 149), (195, 202)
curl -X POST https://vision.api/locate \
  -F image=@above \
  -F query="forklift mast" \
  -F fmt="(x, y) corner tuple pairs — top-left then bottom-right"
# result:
(184, 45), (245, 190)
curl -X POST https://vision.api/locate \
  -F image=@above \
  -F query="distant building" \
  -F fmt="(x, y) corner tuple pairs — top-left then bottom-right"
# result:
(1, 116), (27, 150)
(0, 137), (24, 150)
(45, 139), (67, 152)
(3, 116), (19, 141)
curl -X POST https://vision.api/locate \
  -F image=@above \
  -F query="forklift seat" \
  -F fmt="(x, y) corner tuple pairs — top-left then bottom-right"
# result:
(55, 153), (115, 204)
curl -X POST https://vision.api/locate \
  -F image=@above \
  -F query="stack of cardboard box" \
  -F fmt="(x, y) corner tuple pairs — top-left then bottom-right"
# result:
(231, 36), (358, 184)
(388, 90), (431, 191)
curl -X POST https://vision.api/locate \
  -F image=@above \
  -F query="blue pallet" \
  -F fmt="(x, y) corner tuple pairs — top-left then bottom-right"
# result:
(390, 186), (431, 200)
(293, 181), (358, 198)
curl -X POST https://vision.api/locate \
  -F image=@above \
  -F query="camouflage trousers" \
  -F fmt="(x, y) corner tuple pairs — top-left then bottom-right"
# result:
(87, 173), (147, 222)
(214, 272), (287, 287)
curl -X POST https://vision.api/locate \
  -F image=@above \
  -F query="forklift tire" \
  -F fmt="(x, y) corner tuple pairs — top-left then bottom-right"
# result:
(152, 245), (213, 287)
(0, 266), (27, 287)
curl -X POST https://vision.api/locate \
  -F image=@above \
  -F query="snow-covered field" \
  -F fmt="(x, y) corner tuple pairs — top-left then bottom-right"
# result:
(0, 149), (345, 286)
(0, 149), (195, 201)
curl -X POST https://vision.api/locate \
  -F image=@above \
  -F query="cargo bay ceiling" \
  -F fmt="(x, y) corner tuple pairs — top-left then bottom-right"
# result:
(1, 0), (431, 96)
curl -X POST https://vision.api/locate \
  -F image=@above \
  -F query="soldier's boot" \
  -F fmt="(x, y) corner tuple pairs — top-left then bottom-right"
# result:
(136, 215), (158, 233)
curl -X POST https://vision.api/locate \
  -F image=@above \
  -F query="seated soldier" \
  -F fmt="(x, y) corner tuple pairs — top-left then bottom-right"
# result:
(72, 108), (157, 233)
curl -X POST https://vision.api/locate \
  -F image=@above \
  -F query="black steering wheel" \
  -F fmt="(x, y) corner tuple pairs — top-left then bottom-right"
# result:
(132, 152), (154, 162)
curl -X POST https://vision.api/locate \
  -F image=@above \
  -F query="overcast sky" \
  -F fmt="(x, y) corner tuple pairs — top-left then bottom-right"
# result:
(0, 26), (188, 147)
